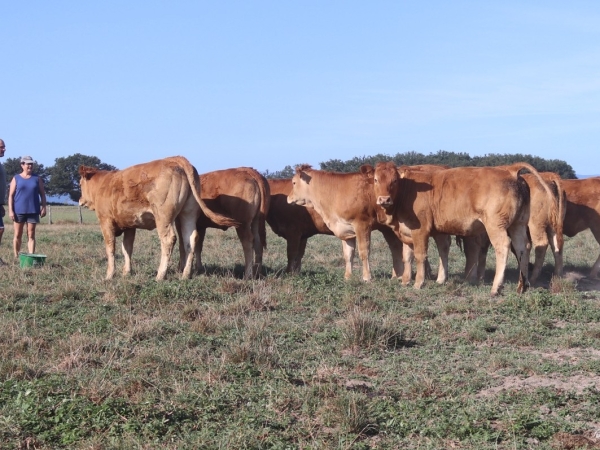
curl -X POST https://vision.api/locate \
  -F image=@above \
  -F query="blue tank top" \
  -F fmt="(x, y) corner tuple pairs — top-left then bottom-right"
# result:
(14, 174), (41, 214)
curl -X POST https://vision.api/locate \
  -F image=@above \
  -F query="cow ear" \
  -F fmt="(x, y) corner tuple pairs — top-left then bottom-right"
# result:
(79, 165), (97, 180)
(360, 164), (374, 178)
(398, 165), (410, 179)
(299, 171), (312, 184)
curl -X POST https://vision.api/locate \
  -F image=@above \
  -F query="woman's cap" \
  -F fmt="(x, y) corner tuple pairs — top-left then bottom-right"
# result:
(21, 156), (35, 164)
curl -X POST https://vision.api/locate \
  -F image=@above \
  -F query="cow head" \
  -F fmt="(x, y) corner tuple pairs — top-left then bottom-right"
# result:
(373, 161), (400, 208)
(287, 164), (313, 207)
(78, 165), (99, 209)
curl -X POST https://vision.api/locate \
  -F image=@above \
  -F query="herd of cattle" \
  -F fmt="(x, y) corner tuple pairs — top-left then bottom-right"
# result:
(78, 156), (600, 295)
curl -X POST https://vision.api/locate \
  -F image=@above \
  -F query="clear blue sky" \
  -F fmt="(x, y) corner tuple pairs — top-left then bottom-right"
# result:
(2, 1), (599, 176)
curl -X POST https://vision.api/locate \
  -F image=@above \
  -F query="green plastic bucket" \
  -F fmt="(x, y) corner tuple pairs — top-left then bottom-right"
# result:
(19, 253), (47, 268)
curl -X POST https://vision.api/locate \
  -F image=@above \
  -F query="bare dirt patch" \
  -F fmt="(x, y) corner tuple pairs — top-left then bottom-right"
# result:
(534, 348), (600, 364)
(551, 431), (600, 449)
(477, 374), (600, 397)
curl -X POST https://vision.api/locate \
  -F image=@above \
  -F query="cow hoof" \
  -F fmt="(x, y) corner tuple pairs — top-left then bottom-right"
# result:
(517, 281), (530, 294)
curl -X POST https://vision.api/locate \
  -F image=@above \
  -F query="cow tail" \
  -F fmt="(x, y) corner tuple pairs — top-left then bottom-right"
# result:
(251, 170), (270, 250)
(179, 157), (241, 228)
(509, 163), (559, 230)
(548, 173), (565, 251)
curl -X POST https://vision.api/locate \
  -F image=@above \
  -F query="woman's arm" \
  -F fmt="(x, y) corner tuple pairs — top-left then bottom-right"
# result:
(39, 177), (47, 218)
(8, 177), (16, 221)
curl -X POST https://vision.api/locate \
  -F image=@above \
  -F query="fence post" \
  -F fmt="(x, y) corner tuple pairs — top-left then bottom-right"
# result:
(48, 205), (52, 224)
(79, 205), (83, 224)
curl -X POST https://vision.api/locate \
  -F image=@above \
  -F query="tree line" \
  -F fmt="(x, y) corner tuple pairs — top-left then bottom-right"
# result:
(264, 150), (577, 179)
(3, 150), (577, 204)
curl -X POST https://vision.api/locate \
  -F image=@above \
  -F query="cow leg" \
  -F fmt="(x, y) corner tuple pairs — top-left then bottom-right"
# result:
(175, 217), (186, 273)
(355, 225), (372, 282)
(529, 226), (548, 284)
(590, 254), (600, 279)
(401, 244), (414, 285)
(486, 228), (511, 296)
(251, 217), (263, 277)
(378, 227), (404, 280)
(293, 238), (309, 273)
(286, 235), (306, 274)
(463, 236), (481, 284)
(476, 237), (491, 281)
(341, 239), (356, 280)
(178, 217), (198, 279)
(432, 234), (451, 284)
(121, 228), (136, 276)
(285, 235), (301, 273)
(464, 234), (490, 284)
(236, 224), (255, 279)
(547, 231), (564, 277)
(194, 227), (207, 275)
(412, 233), (429, 289)
(100, 221), (117, 280)
(155, 222), (177, 281)
(588, 227), (600, 278)
(509, 225), (531, 294)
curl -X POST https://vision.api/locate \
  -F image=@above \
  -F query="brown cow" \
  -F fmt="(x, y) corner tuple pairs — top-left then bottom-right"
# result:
(561, 177), (600, 278)
(269, 177), (408, 279)
(183, 167), (270, 279)
(79, 156), (238, 281)
(364, 164), (452, 286)
(371, 162), (554, 295)
(462, 171), (566, 284)
(267, 178), (333, 274)
(287, 166), (433, 282)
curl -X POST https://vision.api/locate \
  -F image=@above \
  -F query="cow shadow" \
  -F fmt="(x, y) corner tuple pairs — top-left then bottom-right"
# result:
(473, 264), (600, 292)
(561, 264), (600, 292)
(195, 264), (248, 279)
(200, 263), (281, 279)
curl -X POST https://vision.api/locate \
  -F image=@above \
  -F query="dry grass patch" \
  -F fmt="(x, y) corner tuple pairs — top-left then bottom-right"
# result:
(339, 307), (404, 352)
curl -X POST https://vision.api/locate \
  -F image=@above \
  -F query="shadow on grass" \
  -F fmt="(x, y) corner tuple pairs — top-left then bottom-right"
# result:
(388, 337), (419, 350)
(476, 264), (600, 292)
(199, 261), (600, 293)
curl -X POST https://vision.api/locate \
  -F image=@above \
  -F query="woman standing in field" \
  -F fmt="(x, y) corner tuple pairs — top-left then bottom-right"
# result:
(8, 155), (47, 257)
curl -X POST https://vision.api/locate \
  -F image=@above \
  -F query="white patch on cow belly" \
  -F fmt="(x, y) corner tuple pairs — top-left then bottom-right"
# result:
(326, 218), (356, 239)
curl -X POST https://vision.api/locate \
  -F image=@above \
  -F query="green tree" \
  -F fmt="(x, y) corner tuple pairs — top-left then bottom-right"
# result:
(46, 154), (117, 202)
(316, 150), (577, 178)
(263, 165), (295, 179)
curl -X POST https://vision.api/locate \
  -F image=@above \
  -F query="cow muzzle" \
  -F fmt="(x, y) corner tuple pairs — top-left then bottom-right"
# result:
(287, 196), (305, 206)
(377, 196), (393, 207)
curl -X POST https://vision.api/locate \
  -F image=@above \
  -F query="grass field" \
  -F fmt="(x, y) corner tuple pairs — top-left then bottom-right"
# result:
(1, 221), (600, 449)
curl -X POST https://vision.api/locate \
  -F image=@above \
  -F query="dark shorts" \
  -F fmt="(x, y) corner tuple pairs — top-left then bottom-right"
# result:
(0, 215), (4, 229)
(15, 213), (40, 224)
